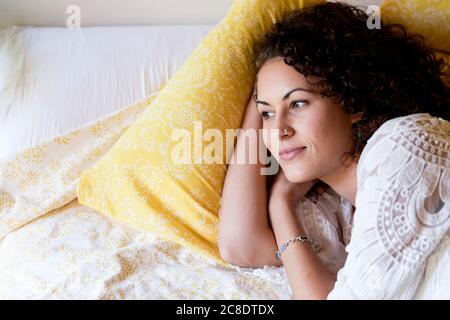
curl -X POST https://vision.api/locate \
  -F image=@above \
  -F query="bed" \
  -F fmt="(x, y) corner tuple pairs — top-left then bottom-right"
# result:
(0, 20), (302, 298)
(3, 0), (447, 300)
(0, 0), (302, 299)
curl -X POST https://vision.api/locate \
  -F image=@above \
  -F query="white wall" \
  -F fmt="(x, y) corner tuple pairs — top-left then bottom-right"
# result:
(0, 0), (383, 27)
(0, 0), (235, 27)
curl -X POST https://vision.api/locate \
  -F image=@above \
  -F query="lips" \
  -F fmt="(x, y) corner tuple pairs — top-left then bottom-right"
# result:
(279, 146), (306, 161)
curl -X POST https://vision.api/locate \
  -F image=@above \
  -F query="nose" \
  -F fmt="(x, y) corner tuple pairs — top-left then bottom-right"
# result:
(274, 114), (294, 140)
(279, 127), (293, 139)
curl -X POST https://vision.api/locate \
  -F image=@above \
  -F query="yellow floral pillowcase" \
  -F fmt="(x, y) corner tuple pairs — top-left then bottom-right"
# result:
(76, 0), (324, 266)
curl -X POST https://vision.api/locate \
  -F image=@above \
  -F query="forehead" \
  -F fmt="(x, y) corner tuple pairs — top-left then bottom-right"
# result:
(256, 57), (314, 92)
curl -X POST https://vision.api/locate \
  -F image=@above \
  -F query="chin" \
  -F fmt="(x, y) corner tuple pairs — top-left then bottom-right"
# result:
(282, 166), (314, 183)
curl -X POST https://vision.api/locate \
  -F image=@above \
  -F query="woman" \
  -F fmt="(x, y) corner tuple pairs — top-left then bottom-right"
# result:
(218, 2), (450, 299)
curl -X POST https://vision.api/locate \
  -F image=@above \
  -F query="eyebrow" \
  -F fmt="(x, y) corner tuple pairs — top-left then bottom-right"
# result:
(255, 87), (313, 107)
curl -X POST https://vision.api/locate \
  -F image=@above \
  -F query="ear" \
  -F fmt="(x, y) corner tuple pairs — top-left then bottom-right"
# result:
(350, 112), (364, 124)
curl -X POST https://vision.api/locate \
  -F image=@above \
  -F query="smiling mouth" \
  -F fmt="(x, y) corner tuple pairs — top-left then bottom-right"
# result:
(279, 147), (306, 161)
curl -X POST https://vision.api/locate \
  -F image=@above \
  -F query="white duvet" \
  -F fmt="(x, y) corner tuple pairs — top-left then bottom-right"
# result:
(0, 199), (293, 299)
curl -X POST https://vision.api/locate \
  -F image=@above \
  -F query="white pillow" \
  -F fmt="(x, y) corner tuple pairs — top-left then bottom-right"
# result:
(0, 25), (213, 161)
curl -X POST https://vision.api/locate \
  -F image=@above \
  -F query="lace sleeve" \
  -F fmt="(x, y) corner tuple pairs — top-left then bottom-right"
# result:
(327, 113), (450, 299)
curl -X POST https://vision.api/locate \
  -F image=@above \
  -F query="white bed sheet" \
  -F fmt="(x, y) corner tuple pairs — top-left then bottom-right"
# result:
(0, 25), (213, 161)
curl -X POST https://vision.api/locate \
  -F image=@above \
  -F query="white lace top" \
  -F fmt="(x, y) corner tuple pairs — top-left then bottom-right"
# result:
(294, 113), (449, 299)
(294, 188), (354, 275)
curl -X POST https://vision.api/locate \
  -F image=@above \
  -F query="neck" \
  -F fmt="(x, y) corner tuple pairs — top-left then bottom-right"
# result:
(320, 161), (358, 207)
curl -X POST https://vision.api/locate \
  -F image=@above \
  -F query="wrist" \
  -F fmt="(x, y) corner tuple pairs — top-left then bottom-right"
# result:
(269, 200), (303, 244)
(269, 194), (297, 214)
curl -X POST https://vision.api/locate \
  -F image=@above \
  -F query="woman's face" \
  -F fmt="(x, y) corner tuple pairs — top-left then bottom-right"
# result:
(256, 57), (357, 183)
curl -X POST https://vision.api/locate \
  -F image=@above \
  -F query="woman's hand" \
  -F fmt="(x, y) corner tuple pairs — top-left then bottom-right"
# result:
(268, 169), (317, 213)
(267, 170), (337, 300)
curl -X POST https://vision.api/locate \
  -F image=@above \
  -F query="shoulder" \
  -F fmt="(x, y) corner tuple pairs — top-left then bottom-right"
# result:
(353, 112), (450, 269)
(329, 114), (450, 299)
(357, 113), (450, 188)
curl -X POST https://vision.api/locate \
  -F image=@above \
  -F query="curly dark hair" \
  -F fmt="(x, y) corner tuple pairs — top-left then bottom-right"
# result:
(253, 2), (450, 159)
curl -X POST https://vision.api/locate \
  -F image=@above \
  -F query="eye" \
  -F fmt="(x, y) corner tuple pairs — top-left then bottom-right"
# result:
(260, 110), (275, 119)
(290, 100), (308, 110)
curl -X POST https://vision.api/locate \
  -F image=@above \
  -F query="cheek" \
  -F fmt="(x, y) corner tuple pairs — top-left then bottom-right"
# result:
(298, 131), (334, 167)
(308, 115), (347, 148)
(314, 129), (352, 162)
(262, 127), (269, 148)
(261, 125), (279, 154)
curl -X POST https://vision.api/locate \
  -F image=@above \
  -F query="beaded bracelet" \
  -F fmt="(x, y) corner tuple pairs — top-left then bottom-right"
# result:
(275, 235), (313, 260)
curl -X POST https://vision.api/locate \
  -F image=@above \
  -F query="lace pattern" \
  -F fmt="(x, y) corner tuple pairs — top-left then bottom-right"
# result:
(328, 113), (450, 299)
(294, 189), (354, 274)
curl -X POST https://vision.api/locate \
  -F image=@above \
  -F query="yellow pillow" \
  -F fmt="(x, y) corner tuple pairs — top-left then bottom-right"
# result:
(76, 0), (324, 266)
(381, 0), (450, 53)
